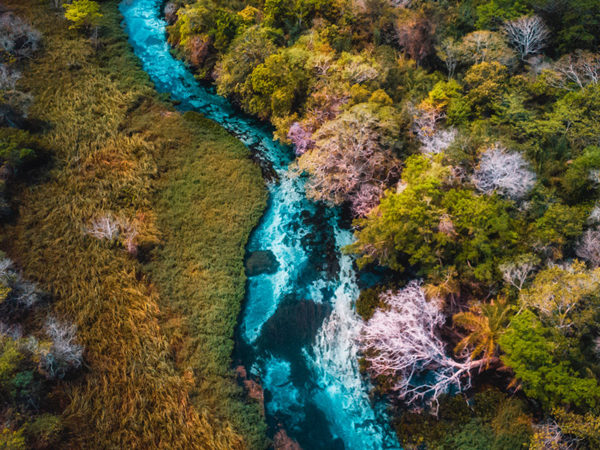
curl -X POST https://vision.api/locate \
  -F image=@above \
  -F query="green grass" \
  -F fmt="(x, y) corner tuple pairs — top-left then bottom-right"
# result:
(3, 0), (267, 448)
(148, 111), (268, 448)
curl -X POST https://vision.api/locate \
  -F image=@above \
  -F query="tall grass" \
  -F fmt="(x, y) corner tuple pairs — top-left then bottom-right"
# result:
(4, 0), (267, 448)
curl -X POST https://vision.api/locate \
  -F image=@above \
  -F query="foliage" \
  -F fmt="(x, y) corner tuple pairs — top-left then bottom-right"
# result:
(517, 261), (600, 332)
(296, 102), (401, 216)
(351, 154), (521, 283)
(472, 144), (536, 200)
(3, 0), (268, 448)
(395, 389), (532, 449)
(63, 0), (102, 31)
(561, 146), (600, 202)
(8, 0), (600, 445)
(0, 12), (41, 59)
(504, 15), (550, 61)
(0, 129), (35, 169)
(360, 281), (488, 409)
(499, 309), (600, 409)
(453, 297), (512, 367)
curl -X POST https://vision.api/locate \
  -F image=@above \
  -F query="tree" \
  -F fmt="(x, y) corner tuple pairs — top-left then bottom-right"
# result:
(350, 154), (519, 283)
(296, 103), (401, 216)
(499, 309), (600, 409)
(359, 281), (489, 410)
(472, 144), (536, 201)
(504, 15), (550, 61)
(561, 146), (600, 201)
(518, 261), (600, 331)
(0, 258), (42, 309)
(576, 228), (600, 267)
(244, 45), (312, 120)
(411, 102), (457, 155)
(540, 84), (600, 150)
(0, 65), (20, 91)
(287, 122), (315, 155)
(436, 38), (461, 78)
(396, 10), (435, 64)
(499, 254), (539, 291)
(39, 317), (83, 380)
(475, 0), (531, 30)
(453, 297), (511, 369)
(215, 26), (277, 101)
(458, 31), (517, 68)
(530, 420), (576, 450)
(551, 51), (600, 90)
(0, 13), (41, 59)
(64, 0), (102, 43)
(530, 203), (588, 258)
(552, 408), (600, 449)
(464, 61), (508, 116)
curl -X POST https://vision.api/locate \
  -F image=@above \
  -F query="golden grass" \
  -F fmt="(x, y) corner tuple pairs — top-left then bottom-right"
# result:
(3, 0), (267, 448)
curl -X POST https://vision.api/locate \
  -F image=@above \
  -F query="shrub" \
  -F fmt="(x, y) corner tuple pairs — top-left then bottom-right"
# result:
(39, 318), (83, 379)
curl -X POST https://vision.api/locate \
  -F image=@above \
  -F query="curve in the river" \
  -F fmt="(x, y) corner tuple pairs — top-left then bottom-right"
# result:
(119, 1), (400, 448)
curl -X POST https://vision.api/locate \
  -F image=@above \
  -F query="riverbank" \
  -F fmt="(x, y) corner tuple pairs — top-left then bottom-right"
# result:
(3, 0), (267, 448)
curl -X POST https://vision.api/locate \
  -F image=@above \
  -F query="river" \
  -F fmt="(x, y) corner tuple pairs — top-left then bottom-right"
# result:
(119, 1), (400, 448)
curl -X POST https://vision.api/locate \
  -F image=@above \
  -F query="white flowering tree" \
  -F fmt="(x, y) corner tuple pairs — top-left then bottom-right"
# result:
(576, 228), (600, 267)
(472, 144), (536, 200)
(40, 317), (84, 379)
(411, 104), (457, 155)
(359, 281), (488, 410)
(504, 15), (550, 61)
(551, 51), (600, 90)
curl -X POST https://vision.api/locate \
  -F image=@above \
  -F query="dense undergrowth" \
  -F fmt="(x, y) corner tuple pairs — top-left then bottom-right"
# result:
(2, 0), (267, 448)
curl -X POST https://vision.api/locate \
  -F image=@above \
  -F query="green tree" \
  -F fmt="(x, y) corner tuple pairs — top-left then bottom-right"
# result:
(561, 146), (600, 202)
(530, 203), (588, 258)
(453, 297), (512, 368)
(499, 309), (600, 409)
(215, 26), (277, 101)
(475, 0), (531, 30)
(518, 261), (600, 332)
(350, 154), (520, 284)
(244, 45), (312, 120)
(464, 61), (509, 117)
(64, 0), (102, 42)
(539, 84), (600, 150)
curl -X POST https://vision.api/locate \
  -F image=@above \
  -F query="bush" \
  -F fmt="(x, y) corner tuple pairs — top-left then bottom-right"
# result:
(0, 12), (41, 59)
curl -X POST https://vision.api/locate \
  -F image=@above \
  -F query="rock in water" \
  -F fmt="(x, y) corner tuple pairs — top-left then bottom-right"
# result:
(245, 250), (279, 276)
(273, 428), (302, 450)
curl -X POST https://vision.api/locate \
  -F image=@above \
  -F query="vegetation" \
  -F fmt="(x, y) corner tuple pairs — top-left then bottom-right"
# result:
(0, 0), (266, 448)
(165, 0), (600, 447)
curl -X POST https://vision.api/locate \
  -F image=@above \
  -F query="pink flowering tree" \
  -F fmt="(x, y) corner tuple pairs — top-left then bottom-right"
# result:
(287, 122), (315, 156)
(296, 105), (400, 216)
(359, 281), (488, 410)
